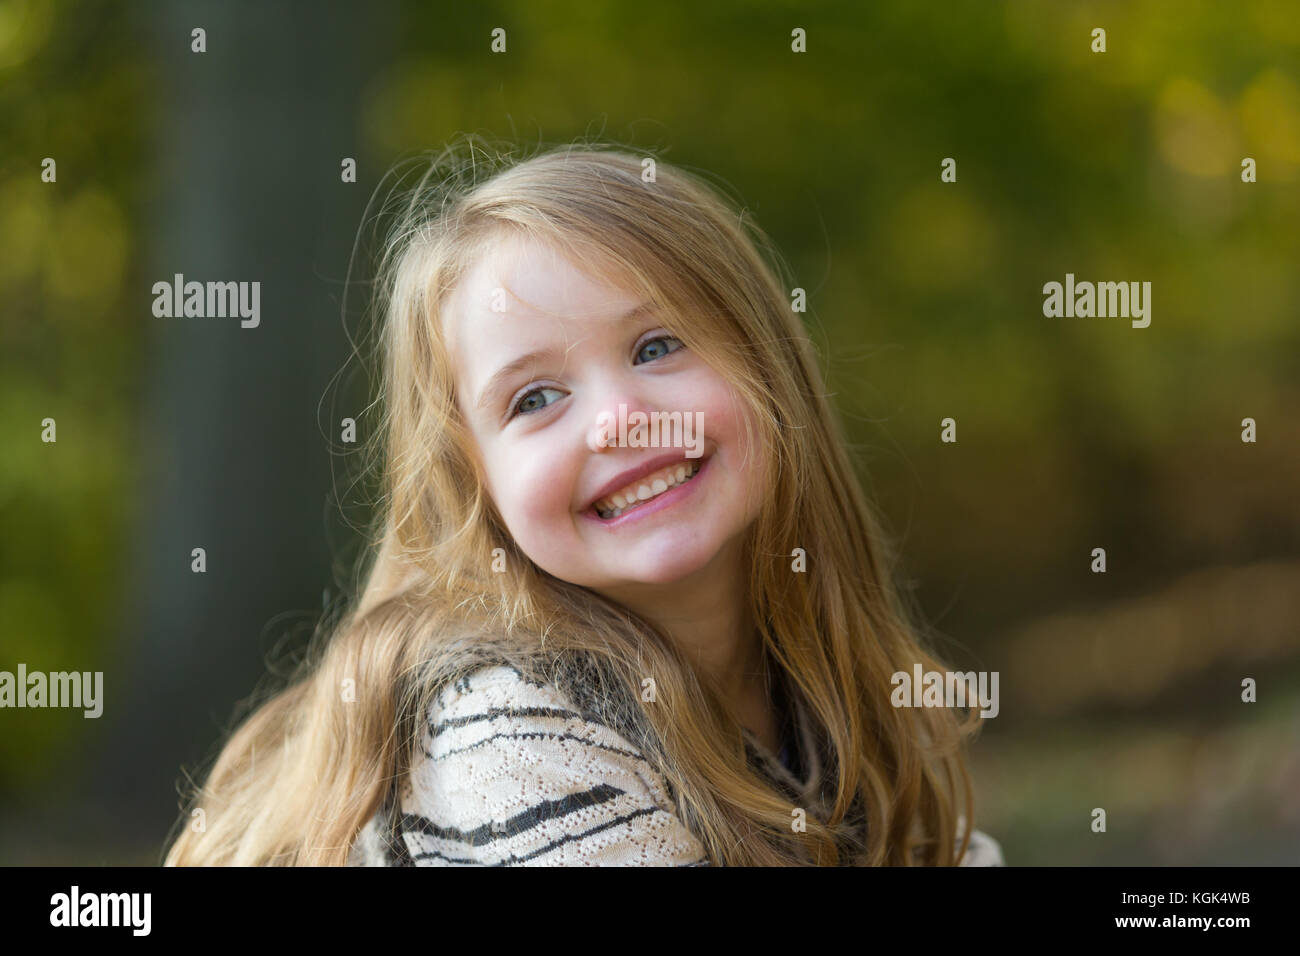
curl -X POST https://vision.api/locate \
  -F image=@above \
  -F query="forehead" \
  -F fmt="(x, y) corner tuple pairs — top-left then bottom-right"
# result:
(449, 232), (637, 327)
(443, 233), (643, 381)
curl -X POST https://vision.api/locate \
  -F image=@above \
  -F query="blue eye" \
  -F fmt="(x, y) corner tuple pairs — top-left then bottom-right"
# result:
(636, 335), (684, 364)
(506, 337), (683, 422)
(511, 385), (565, 418)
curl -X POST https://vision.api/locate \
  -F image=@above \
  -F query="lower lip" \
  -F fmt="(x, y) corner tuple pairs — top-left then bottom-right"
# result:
(582, 456), (711, 530)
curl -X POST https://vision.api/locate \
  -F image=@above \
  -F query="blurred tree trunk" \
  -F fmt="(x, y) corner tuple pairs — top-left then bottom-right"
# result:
(82, 0), (392, 861)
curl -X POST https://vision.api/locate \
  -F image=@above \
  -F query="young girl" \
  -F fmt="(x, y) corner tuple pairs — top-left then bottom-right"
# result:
(164, 136), (1003, 867)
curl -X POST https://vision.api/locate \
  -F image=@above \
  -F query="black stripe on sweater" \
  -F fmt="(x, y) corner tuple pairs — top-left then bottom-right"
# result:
(400, 781), (627, 846)
(423, 729), (650, 767)
(428, 705), (585, 739)
(408, 805), (662, 865)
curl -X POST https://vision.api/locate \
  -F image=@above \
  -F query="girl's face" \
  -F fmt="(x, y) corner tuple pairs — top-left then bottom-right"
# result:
(444, 233), (769, 593)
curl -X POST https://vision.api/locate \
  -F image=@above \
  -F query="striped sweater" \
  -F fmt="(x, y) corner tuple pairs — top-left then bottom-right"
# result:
(347, 662), (1004, 866)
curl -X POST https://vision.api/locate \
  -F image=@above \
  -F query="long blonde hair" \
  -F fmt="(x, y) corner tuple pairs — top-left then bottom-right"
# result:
(164, 134), (985, 866)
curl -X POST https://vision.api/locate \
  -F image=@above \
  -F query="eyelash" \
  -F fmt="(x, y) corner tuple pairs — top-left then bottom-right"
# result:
(508, 334), (685, 420)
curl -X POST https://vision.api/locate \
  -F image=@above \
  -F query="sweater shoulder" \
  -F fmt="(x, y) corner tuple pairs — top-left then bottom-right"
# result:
(349, 664), (709, 866)
(958, 827), (1005, 866)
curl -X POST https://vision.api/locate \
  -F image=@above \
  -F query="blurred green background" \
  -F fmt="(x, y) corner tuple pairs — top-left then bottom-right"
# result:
(1, 0), (1297, 864)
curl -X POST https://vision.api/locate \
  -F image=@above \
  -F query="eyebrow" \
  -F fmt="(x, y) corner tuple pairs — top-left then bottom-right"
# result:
(474, 300), (658, 413)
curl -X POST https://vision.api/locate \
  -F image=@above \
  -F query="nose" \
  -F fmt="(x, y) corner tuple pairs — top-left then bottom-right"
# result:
(586, 392), (659, 455)
(582, 366), (664, 454)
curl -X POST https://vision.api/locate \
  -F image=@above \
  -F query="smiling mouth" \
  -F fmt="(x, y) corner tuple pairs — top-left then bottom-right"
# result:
(592, 459), (704, 520)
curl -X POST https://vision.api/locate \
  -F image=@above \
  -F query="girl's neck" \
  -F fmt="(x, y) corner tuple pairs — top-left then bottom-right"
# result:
(595, 532), (768, 729)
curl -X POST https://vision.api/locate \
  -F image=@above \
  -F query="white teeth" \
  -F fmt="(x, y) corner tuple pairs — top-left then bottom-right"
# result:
(593, 459), (702, 519)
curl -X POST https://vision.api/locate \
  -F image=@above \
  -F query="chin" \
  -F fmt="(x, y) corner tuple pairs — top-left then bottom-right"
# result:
(611, 539), (724, 585)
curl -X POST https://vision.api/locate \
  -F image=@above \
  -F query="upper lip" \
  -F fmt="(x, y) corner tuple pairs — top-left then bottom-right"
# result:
(585, 450), (706, 511)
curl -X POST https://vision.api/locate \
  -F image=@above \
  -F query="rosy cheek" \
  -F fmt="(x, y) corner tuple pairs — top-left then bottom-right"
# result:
(512, 465), (573, 529)
(520, 491), (560, 530)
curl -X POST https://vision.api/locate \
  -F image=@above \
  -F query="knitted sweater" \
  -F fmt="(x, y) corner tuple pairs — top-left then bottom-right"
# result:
(347, 662), (1004, 866)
